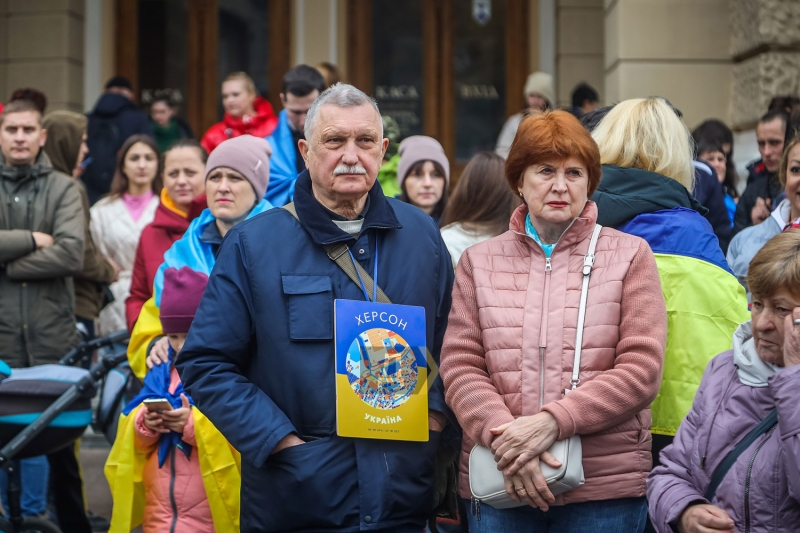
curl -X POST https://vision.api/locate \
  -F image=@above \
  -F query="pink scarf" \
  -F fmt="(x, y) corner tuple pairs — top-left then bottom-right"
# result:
(122, 190), (154, 222)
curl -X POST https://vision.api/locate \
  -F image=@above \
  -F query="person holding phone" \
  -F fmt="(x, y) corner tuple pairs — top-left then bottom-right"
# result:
(105, 266), (240, 533)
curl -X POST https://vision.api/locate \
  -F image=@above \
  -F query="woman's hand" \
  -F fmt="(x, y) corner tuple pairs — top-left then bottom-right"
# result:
(490, 412), (560, 475)
(502, 451), (562, 510)
(143, 409), (169, 434)
(160, 394), (191, 434)
(677, 504), (735, 533)
(783, 309), (800, 368)
(146, 337), (170, 369)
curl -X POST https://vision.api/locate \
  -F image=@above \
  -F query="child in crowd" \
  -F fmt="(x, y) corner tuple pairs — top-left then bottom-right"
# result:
(105, 266), (240, 533)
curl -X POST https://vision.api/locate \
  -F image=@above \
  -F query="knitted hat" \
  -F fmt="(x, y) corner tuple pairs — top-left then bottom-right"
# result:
(524, 72), (554, 106)
(205, 135), (272, 199)
(397, 136), (450, 189)
(160, 267), (209, 334)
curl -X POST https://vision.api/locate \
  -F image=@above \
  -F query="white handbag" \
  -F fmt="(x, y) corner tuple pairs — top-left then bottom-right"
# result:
(468, 224), (602, 510)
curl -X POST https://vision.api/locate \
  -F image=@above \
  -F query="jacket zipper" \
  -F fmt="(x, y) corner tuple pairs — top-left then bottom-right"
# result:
(539, 257), (552, 409)
(169, 447), (178, 533)
(744, 427), (776, 533)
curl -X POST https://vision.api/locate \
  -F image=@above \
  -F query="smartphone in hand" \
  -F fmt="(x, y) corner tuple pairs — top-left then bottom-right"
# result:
(143, 398), (173, 413)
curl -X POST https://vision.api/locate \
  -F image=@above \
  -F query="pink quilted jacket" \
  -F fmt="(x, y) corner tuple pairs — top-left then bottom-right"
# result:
(440, 201), (667, 504)
(134, 368), (214, 533)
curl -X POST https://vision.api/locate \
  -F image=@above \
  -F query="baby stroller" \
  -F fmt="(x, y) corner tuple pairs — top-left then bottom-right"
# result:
(0, 331), (129, 533)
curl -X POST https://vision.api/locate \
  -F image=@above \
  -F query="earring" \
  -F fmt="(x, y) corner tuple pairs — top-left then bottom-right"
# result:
(518, 191), (523, 198)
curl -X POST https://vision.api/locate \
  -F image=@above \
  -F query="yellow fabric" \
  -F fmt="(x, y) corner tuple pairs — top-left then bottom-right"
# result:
(649, 254), (749, 436)
(128, 297), (162, 380)
(160, 188), (188, 218)
(105, 405), (241, 532)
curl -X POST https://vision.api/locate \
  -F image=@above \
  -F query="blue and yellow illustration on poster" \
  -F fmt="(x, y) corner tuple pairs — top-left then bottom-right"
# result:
(335, 300), (428, 441)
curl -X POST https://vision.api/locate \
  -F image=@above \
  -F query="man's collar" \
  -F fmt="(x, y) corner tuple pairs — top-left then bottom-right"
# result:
(200, 219), (223, 245)
(0, 151), (52, 181)
(292, 170), (401, 245)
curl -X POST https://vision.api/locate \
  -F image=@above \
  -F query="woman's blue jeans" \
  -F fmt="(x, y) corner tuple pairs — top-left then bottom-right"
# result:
(0, 455), (50, 517)
(464, 496), (648, 533)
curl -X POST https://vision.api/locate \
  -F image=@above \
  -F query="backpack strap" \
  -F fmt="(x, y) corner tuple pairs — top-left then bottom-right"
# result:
(568, 224), (602, 393)
(703, 407), (778, 501)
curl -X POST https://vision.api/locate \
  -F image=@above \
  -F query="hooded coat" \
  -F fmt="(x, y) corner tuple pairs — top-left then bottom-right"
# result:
(647, 323), (800, 532)
(42, 111), (117, 321)
(590, 165), (749, 437)
(200, 97), (278, 155)
(0, 151), (85, 367)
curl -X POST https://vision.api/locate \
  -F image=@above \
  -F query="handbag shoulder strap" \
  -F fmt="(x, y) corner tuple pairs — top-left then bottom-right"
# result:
(283, 202), (391, 304)
(703, 407), (778, 501)
(568, 224), (602, 393)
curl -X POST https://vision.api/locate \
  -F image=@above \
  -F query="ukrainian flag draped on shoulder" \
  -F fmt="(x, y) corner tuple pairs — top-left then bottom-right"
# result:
(128, 199), (274, 379)
(264, 109), (299, 207)
(592, 165), (749, 436)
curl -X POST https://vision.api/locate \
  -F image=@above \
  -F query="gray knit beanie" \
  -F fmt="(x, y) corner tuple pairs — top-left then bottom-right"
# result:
(205, 135), (272, 199)
(397, 136), (450, 189)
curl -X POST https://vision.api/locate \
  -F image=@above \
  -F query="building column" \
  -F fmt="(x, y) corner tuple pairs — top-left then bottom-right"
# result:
(2, 0), (85, 111)
(730, 0), (800, 129)
(603, 0), (731, 128)
(556, 0), (604, 107)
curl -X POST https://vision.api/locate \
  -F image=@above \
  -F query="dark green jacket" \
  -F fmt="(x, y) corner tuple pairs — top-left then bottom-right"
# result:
(0, 151), (85, 367)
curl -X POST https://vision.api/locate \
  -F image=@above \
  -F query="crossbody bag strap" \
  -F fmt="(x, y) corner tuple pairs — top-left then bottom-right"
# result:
(567, 224), (602, 394)
(703, 407), (778, 501)
(283, 203), (439, 385)
(283, 202), (391, 304)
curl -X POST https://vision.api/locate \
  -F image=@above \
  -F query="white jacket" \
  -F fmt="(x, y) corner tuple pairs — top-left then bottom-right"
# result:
(440, 222), (496, 268)
(90, 194), (158, 335)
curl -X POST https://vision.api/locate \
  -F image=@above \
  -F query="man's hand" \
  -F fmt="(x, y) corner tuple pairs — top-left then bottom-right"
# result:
(160, 394), (192, 434)
(490, 412), (560, 475)
(146, 337), (170, 369)
(270, 433), (305, 455)
(783, 309), (800, 368)
(108, 258), (121, 283)
(678, 504), (735, 533)
(32, 232), (54, 249)
(751, 197), (771, 226)
(429, 410), (446, 432)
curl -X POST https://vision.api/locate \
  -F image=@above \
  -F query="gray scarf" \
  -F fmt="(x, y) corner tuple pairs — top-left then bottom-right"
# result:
(732, 321), (780, 387)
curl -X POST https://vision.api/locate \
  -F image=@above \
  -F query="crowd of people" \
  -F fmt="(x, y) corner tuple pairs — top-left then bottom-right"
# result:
(0, 60), (799, 533)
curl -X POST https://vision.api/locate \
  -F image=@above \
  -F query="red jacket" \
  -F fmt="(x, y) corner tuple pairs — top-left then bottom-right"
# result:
(199, 97), (278, 154)
(125, 194), (207, 332)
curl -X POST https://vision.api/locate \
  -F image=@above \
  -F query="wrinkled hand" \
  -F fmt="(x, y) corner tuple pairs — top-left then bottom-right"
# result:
(146, 337), (170, 369)
(143, 408), (170, 434)
(271, 433), (305, 455)
(160, 394), (191, 434)
(783, 309), (800, 368)
(678, 504), (735, 533)
(490, 412), (560, 475)
(32, 232), (54, 249)
(751, 197), (771, 225)
(502, 451), (562, 510)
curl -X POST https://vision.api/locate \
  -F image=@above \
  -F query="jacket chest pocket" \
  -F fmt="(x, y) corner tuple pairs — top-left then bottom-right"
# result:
(282, 275), (334, 341)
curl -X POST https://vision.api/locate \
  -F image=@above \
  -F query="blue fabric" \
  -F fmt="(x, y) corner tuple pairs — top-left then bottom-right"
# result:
(692, 160), (732, 252)
(524, 214), (555, 257)
(177, 170), (455, 532)
(153, 199), (273, 307)
(464, 497), (648, 533)
(0, 410), (92, 428)
(618, 207), (732, 273)
(0, 360), (10, 380)
(123, 347), (194, 468)
(724, 193), (736, 227)
(0, 456), (50, 517)
(264, 110), (300, 207)
(726, 203), (785, 297)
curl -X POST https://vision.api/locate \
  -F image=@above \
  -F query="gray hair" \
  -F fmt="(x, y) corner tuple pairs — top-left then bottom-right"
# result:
(303, 83), (383, 142)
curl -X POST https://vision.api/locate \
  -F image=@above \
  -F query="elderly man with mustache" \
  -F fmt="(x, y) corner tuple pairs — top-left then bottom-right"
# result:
(176, 83), (455, 533)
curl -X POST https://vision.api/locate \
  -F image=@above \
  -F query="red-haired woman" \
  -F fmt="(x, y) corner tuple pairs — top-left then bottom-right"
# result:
(440, 110), (667, 532)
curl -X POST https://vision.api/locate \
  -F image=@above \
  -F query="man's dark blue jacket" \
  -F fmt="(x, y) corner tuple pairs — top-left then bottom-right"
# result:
(177, 170), (454, 532)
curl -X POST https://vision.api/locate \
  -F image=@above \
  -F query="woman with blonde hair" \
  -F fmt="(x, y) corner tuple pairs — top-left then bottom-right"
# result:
(200, 71), (278, 154)
(589, 97), (749, 470)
